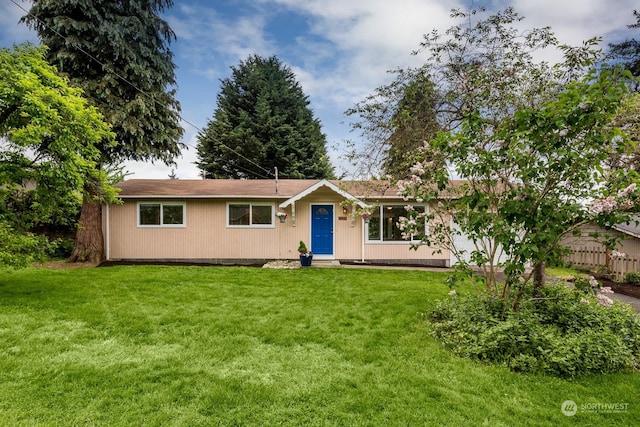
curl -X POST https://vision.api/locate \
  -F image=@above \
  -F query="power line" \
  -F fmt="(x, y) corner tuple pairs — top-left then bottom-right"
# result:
(8, 0), (273, 179)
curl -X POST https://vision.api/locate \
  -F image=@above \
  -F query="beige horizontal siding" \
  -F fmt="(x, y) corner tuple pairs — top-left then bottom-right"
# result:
(105, 195), (450, 263)
(108, 199), (295, 259)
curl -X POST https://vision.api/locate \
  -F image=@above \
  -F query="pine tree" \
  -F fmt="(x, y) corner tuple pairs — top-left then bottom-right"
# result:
(383, 71), (441, 179)
(345, 68), (441, 179)
(22, 0), (184, 262)
(607, 11), (640, 170)
(197, 55), (334, 179)
(608, 10), (640, 92)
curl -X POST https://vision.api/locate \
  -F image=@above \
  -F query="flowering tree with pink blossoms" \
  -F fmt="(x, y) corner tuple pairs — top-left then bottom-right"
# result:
(394, 9), (639, 310)
(399, 70), (638, 309)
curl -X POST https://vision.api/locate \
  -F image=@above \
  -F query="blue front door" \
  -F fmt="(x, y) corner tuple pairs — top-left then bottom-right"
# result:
(311, 205), (333, 256)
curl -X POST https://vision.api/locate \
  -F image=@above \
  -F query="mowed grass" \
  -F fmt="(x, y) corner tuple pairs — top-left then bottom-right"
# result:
(0, 266), (638, 426)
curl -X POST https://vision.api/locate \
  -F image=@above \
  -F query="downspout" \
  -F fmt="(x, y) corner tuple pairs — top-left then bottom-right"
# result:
(105, 203), (110, 261)
(361, 218), (365, 263)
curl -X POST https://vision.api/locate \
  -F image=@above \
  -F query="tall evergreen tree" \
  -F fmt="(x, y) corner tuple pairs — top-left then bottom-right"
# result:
(384, 74), (441, 178)
(607, 11), (640, 171)
(22, 0), (184, 262)
(197, 55), (334, 179)
(608, 10), (640, 92)
(345, 68), (441, 179)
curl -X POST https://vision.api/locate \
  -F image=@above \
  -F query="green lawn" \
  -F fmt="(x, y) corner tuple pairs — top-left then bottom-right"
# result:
(0, 265), (637, 426)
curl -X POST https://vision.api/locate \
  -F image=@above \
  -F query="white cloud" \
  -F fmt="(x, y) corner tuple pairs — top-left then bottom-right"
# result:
(167, 3), (275, 81)
(511, 0), (638, 45)
(270, 0), (463, 104)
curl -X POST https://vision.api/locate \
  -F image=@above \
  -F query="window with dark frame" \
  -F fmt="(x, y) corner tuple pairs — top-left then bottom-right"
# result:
(367, 205), (426, 242)
(138, 202), (185, 227)
(228, 203), (274, 227)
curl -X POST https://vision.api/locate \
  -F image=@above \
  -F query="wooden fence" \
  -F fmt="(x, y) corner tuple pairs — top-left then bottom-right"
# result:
(564, 247), (640, 281)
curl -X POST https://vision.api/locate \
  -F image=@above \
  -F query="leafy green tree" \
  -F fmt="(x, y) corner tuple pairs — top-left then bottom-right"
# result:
(22, 0), (183, 262)
(197, 55), (334, 179)
(394, 8), (637, 309)
(346, 69), (442, 179)
(0, 44), (115, 268)
(608, 10), (640, 92)
(607, 93), (640, 171)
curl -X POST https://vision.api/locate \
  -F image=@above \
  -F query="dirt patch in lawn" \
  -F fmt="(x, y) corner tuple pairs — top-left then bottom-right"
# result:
(34, 260), (99, 270)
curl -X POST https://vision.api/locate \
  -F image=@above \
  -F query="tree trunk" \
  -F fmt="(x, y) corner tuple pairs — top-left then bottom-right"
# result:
(68, 187), (104, 263)
(532, 261), (545, 291)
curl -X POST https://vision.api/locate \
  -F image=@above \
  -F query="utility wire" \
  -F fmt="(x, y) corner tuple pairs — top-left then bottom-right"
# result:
(8, 0), (273, 179)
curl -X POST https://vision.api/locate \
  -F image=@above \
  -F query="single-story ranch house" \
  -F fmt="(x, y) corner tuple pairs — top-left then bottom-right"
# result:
(104, 179), (463, 266)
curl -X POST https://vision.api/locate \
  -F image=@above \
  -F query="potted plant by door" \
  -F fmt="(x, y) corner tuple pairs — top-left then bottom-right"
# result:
(298, 241), (313, 267)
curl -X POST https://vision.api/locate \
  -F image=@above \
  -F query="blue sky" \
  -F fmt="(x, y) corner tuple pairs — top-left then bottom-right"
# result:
(1, 0), (638, 179)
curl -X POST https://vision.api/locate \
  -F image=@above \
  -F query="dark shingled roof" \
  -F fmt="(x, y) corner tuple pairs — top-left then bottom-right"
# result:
(114, 179), (406, 199)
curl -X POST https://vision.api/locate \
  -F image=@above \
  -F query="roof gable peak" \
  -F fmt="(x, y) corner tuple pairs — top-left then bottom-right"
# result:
(279, 179), (367, 208)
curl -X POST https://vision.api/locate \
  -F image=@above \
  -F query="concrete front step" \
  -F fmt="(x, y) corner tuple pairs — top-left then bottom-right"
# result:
(311, 260), (342, 267)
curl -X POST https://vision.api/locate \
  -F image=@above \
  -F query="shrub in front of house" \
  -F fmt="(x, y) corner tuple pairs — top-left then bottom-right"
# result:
(428, 282), (640, 377)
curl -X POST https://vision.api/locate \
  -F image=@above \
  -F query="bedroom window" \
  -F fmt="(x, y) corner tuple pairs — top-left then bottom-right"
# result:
(138, 202), (185, 227)
(367, 205), (427, 242)
(228, 203), (274, 227)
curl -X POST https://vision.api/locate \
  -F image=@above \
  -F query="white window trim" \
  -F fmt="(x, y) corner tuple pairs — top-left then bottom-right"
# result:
(226, 202), (276, 228)
(365, 204), (428, 244)
(137, 201), (187, 228)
